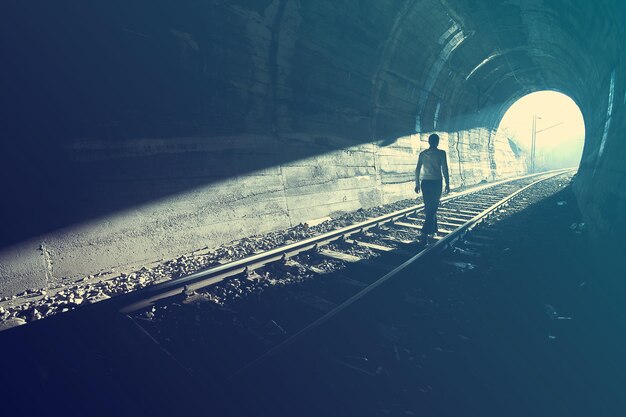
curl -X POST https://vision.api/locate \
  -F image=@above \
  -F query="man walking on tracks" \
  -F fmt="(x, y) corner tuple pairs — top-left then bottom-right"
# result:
(415, 133), (450, 243)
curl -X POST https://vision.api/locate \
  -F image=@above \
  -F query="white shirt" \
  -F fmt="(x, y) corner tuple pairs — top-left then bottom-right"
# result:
(416, 148), (448, 181)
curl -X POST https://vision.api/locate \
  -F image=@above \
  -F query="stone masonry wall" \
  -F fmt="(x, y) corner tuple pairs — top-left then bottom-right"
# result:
(0, 133), (525, 297)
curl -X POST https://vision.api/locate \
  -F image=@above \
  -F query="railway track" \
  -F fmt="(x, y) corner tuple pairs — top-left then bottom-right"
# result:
(229, 170), (583, 417)
(118, 169), (574, 383)
(118, 169), (571, 315)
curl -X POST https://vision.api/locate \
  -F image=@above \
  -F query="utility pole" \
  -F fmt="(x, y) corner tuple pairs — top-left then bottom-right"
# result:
(530, 115), (563, 173)
(531, 115), (538, 173)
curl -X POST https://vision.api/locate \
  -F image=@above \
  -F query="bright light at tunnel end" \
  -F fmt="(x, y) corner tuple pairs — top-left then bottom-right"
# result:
(497, 90), (586, 171)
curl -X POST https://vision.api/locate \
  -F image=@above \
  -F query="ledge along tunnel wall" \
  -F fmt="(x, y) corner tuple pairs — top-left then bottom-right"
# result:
(0, 0), (624, 296)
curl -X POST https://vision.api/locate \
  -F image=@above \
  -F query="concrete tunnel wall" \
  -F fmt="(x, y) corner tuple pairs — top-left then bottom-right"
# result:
(0, 0), (624, 296)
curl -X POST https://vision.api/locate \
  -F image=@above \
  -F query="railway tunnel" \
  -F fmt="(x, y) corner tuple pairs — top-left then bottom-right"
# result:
(0, 0), (624, 296)
(0, 0), (625, 415)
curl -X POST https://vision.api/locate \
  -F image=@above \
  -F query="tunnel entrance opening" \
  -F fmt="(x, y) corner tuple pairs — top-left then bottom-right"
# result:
(496, 91), (585, 172)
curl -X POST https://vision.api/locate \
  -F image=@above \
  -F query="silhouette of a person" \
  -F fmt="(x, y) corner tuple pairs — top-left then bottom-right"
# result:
(415, 133), (450, 242)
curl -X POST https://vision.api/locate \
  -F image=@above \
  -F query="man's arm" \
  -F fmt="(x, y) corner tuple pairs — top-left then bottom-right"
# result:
(442, 151), (450, 193)
(415, 153), (422, 194)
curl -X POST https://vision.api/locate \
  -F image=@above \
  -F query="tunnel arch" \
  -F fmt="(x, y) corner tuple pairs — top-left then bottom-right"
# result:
(374, 3), (595, 141)
(364, 0), (622, 143)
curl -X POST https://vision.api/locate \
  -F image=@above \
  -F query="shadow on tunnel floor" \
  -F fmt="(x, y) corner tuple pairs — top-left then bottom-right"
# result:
(220, 185), (626, 417)
(1, 183), (624, 417)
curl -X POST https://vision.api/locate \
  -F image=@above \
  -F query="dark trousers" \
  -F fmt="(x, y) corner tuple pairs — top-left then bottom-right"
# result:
(421, 179), (442, 235)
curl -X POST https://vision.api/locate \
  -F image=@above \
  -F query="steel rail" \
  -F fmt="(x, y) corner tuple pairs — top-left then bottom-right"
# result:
(224, 168), (574, 381)
(117, 168), (572, 313)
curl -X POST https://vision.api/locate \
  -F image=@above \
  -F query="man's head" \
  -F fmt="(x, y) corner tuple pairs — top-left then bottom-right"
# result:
(428, 133), (440, 147)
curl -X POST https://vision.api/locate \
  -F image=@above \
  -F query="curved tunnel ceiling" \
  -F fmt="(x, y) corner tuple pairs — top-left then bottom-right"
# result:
(367, 0), (623, 139)
(1, 0), (622, 144)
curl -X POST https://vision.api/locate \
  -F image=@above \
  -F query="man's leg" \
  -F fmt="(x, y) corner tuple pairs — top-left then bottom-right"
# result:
(421, 180), (435, 235)
(431, 180), (443, 234)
